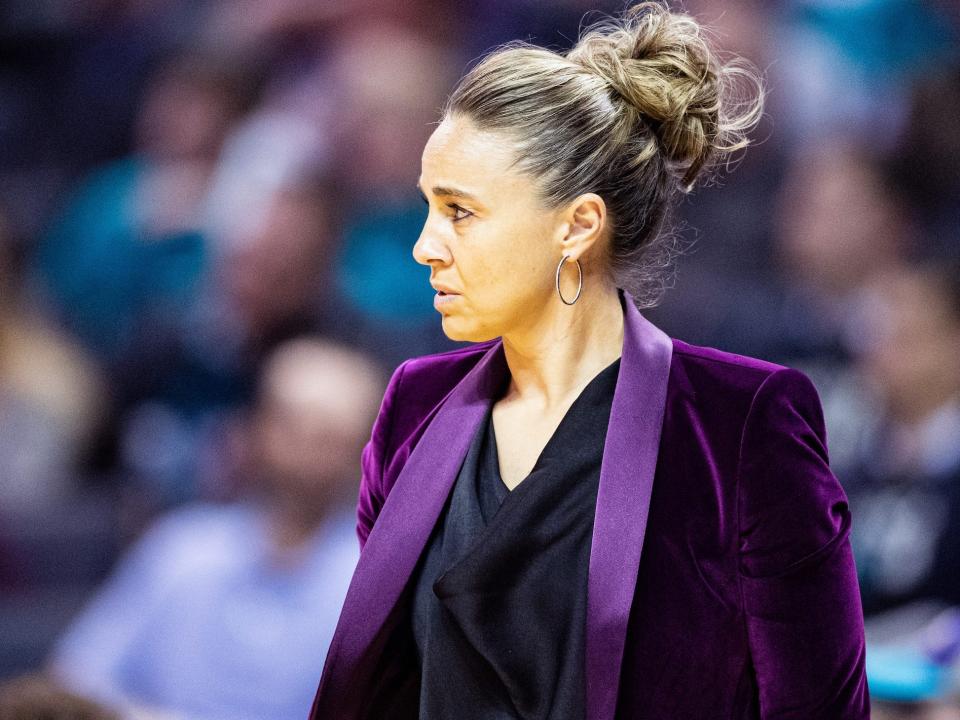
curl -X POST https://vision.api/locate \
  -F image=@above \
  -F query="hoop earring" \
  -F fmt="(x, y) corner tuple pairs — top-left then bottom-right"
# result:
(555, 254), (582, 305)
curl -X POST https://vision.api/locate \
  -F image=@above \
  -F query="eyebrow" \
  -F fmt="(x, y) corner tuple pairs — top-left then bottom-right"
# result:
(416, 180), (479, 202)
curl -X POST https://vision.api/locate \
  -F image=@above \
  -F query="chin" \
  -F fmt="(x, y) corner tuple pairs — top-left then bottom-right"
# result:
(440, 315), (498, 344)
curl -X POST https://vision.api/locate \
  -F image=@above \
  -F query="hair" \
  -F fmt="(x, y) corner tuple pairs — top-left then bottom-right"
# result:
(443, 1), (765, 308)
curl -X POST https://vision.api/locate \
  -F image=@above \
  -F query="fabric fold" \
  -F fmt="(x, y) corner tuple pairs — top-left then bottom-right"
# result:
(411, 356), (621, 719)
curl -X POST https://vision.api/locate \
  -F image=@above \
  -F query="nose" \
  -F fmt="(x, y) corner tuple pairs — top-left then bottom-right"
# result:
(412, 222), (452, 267)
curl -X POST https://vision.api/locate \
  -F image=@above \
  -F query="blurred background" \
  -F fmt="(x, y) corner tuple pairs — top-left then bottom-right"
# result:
(0, 0), (957, 717)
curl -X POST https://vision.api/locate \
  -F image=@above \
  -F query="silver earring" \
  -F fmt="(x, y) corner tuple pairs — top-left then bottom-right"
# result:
(555, 254), (582, 305)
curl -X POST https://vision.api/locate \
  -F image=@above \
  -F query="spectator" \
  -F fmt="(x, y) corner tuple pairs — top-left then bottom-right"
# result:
(322, 21), (461, 365)
(768, 137), (916, 364)
(49, 337), (385, 720)
(885, 59), (960, 264)
(32, 47), (259, 369)
(775, 0), (956, 149)
(116, 163), (363, 507)
(0, 205), (106, 518)
(843, 261), (960, 617)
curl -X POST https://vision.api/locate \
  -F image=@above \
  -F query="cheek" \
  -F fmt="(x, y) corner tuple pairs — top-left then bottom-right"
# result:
(451, 225), (503, 287)
(468, 220), (552, 287)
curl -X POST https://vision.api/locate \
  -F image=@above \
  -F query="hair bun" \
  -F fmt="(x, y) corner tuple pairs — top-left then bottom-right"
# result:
(566, 1), (764, 190)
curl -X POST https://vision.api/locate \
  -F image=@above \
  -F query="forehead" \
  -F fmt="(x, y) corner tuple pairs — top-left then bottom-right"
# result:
(419, 115), (529, 202)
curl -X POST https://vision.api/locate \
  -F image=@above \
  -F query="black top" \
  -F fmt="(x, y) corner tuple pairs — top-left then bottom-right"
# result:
(409, 356), (621, 719)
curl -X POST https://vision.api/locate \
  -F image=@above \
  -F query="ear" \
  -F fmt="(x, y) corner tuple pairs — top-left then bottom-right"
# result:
(555, 192), (607, 263)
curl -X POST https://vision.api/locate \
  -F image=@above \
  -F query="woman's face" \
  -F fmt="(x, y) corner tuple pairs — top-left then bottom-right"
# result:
(413, 113), (575, 343)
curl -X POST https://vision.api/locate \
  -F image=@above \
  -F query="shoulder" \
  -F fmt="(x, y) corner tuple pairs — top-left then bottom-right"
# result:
(669, 337), (815, 400)
(671, 337), (786, 381)
(125, 502), (259, 581)
(384, 338), (499, 424)
(667, 337), (826, 436)
(399, 338), (499, 378)
(356, 340), (500, 542)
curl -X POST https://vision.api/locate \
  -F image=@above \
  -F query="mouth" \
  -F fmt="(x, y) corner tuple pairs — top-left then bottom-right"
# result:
(434, 290), (459, 309)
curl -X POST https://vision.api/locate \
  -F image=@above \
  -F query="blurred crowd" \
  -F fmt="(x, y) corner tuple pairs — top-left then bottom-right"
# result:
(0, 0), (957, 718)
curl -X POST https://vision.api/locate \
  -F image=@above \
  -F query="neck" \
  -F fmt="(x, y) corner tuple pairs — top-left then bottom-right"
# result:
(500, 282), (624, 410)
(266, 498), (329, 552)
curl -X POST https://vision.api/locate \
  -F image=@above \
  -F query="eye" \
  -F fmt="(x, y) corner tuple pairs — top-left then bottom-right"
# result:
(448, 204), (472, 222)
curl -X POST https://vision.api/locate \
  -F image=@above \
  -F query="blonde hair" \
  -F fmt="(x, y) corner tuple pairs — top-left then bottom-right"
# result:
(443, 1), (765, 308)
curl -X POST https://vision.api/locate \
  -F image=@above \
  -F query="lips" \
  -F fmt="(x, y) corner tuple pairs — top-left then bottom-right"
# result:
(431, 283), (460, 295)
(433, 291), (458, 310)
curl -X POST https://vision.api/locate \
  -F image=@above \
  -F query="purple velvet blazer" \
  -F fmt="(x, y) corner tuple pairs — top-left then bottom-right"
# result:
(309, 288), (870, 719)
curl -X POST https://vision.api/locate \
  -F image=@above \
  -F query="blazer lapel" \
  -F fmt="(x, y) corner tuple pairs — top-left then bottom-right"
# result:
(317, 336), (509, 709)
(586, 287), (672, 720)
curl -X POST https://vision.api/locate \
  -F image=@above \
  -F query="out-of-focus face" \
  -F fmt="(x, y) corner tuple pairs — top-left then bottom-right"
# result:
(328, 24), (456, 193)
(860, 267), (960, 421)
(250, 347), (376, 509)
(776, 144), (906, 294)
(221, 189), (328, 335)
(135, 73), (235, 161)
(413, 114), (572, 343)
(255, 390), (349, 502)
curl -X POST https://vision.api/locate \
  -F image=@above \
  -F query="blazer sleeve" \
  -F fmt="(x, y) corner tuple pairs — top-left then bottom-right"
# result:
(356, 359), (408, 551)
(736, 367), (870, 719)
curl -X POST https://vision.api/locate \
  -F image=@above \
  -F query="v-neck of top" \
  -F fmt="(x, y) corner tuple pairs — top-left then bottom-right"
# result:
(410, 351), (622, 719)
(476, 355), (622, 525)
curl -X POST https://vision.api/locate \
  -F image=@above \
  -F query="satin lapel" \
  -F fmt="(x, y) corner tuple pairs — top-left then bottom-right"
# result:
(320, 338), (508, 706)
(586, 288), (673, 720)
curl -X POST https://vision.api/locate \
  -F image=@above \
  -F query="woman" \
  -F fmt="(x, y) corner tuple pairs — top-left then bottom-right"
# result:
(309, 2), (870, 718)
